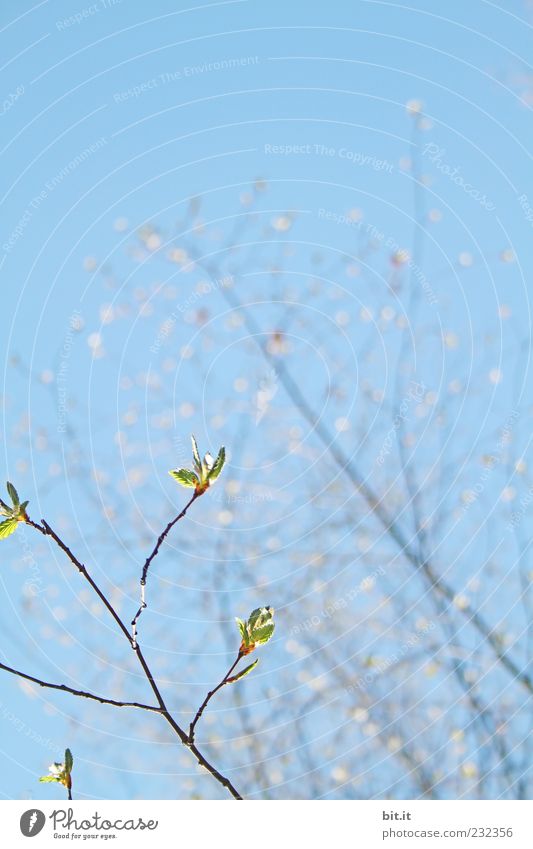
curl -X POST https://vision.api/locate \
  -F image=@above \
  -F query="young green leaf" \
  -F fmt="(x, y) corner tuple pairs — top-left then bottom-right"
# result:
(6, 482), (19, 507)
(40, 756), (72, 790)
(206, 446), (225, 482)
(0, 518), (19, 540)
(64, 748), (73, 774)
(191, 435), (201, 472)
(169, 469), (199, 488)
(236, 607), (275, 655)
(201, 452), (215, 481)
(227, 658), (259, 683)
(248, 607), (265, 630)
(248, 607), (274, 635)
(0, 499), (12, 517)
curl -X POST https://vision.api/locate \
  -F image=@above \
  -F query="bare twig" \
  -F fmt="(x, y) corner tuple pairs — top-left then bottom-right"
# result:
(131, 490), (200, 647)
(188, 653), (242, 744)
(179, 218), (533, 696)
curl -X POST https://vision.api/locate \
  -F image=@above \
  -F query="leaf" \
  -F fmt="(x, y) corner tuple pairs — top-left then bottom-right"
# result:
(39, 776), (59, 783)
(0, 498), (12, 516)
(236, 617), (253, 647)
(6, 482), (19, 507)
(252, 623), (275, 645)
(200, 453), (214, 482)
(48, 763), (63, 776)
(207, 446), (225, 482)
(191, 435), (201, 472)
(0, 518), (18, 540)
(169, 469), (199, 488)
(235, 617), (247, 640)
(64, 748), (73, 774)
(19, 500), (29, 514)
(227, 659), (259, 683)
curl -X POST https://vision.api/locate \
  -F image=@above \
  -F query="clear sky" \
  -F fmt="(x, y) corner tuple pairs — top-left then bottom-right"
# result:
(1, 0), (533, 801)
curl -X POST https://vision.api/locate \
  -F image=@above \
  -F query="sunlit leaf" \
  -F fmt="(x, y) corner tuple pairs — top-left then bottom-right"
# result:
(252, 623), (275, 645)
(201, 452), (214, 480)
(235, 617), (247, 640)
(191, 435), (201, 472)
(249, 607), (274, 633)
(0, 499), (13, 517)
(0, 518), (18, 540)
(236, 607), (275, 654)
(64, 748), (73, 774)
(227, 659), (259, 683)
(207, 446), (225, 482)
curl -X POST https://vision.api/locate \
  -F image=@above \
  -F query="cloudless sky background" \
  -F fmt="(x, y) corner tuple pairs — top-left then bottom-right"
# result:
(1, 0), (533, 800)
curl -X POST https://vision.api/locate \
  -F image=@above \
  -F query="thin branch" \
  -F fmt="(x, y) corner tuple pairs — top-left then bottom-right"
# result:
(131, 490), (200, 647)
(20, 514), (243, 800)
(0, 660), (162, 712)
(188, 653), (242, 744)
(214, 281), (533, 696)
(182, 231), (533, 697)
(141, 491), (201, 587)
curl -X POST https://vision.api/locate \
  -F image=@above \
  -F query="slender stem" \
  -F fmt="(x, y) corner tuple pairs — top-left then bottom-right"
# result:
(26, 518), (132, 644)
(131, 491), (200, 647)
(21, 514), (243, 800)
(188, 653), (242, 744)
(0, 661), (162, 712)
(140, 491), (200, 586)
(161, 709), (242, 800)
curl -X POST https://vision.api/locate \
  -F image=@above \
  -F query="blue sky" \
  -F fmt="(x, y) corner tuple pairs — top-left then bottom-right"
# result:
(1, 0), (533, 800)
